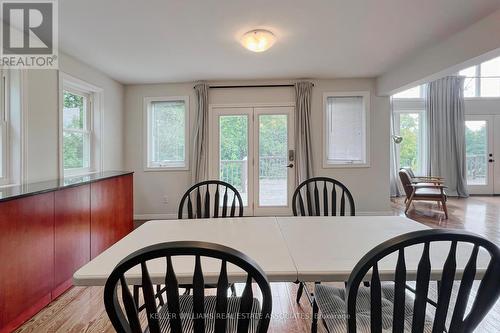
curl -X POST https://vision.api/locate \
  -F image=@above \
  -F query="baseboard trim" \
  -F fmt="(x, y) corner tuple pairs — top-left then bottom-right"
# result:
(135, 211), (395, 220)
(356, 211), (394, 216)
(134, 213), (178, 220)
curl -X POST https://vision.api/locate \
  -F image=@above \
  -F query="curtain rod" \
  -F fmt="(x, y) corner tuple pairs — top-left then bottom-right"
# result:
(193, 83), (314, 89)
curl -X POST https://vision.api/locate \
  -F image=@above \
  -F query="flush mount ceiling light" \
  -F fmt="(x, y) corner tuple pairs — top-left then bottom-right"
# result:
(240, 29), (276, 52)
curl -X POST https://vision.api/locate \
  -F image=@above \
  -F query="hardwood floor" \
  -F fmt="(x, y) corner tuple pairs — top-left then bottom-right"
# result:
(15, 196), (500, 333)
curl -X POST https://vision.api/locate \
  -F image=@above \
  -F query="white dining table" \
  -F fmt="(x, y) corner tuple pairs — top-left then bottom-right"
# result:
(73, 216), (491, 286)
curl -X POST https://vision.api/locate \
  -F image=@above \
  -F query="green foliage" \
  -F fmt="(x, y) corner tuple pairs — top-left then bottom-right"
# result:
(63, 91), (87, 170)
(399, 114), (420, 171)
(150, 102), (185, 163)
(465, 123), (487, 179)
(465, 125), (486, 155)
(219, 114), (288, 189)
(220, 116), (248, 161)
(259, 115), (287, 157)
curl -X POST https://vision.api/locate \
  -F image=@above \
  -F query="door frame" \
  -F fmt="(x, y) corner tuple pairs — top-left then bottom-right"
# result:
(208, 103), (295, 216)
(494, 115), (500, 195)
(465, 115), (495, 195)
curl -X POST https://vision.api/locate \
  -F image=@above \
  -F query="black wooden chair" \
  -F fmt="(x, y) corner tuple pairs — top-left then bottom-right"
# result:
(178, 180), (244, 219)
(292, 177), (355, 217)
(311, 229), (500, 333)
(104, 241), (272, 333)
(177, 180), (243, 297)
(292, 177), (356, 304)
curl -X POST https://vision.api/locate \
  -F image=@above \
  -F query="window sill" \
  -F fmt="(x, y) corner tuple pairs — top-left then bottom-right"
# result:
(322, 162), (371, 169)
(64, 169), (98, 178)
(464, 96), (500, 101)
(144, 166), (189, 172)
(0, 182), (20, 189)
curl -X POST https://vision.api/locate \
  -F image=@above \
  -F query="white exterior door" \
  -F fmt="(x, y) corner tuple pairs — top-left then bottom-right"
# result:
(209, 105), (295, 216)
(465, 115), (495, 194)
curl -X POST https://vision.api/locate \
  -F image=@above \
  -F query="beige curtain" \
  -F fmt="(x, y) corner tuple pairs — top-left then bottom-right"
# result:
(294, 81), (314, 184)
(426, 76), (468, 197)
(192, 82), (209, 184)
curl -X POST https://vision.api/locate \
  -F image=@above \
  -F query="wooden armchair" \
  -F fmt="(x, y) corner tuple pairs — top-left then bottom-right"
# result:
(400, 167), (444, 185)
(399, 169), (448, 219)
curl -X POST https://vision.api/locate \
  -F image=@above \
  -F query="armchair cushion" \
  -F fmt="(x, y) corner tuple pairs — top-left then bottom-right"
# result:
(414, 188), (445, 198)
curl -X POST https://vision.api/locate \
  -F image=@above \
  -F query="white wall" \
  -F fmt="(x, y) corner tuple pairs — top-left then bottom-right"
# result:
(125, 79), (391, 218)
(377, 9), (500, 96)
(23, 52), (125, 183)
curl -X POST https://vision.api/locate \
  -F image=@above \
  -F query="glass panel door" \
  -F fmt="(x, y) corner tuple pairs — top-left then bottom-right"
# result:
(466, 115), (494, 194)
(210, 106), (294, 216)
(211, 108), (253, 212)
(254, 107), (294, 215)
(219, 115), (249, 206)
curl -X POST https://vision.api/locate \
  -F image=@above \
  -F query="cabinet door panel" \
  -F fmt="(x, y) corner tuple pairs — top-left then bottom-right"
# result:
(54, 185), (90, 296)
(91, 175), (133, 258)
(0, 193), (54, 330)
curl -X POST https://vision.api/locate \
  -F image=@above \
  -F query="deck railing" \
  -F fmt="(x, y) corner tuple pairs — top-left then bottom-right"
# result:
(466, 154), (487, 181)
(220, 156), (288, 193)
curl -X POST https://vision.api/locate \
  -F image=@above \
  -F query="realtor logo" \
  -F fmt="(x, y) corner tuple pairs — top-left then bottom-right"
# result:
(0, 0), (58, 68)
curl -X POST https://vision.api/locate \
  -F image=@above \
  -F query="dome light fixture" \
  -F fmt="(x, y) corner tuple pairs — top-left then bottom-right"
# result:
(240, 29), (276, 52)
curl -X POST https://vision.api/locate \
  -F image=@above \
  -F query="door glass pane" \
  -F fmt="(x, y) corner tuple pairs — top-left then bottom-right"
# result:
(219, 115), (248, 206)
(398, 113), (422, 173)
(466, 121), (488, 185)
(259, 115), (288, 206)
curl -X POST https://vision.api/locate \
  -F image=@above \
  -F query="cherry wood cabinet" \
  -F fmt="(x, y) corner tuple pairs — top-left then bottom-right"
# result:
(0, 172), (133, 333)
(0, 193), (55, 333)
(90, 174), (133, 258)
(54, 185), (91, 298)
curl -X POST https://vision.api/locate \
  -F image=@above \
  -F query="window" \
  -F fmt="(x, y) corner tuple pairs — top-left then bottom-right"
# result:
(459, 66), (478, 98)
(323, 92), (370, 167)
(393, 111), (426, 175)
(145, 96), (189, 170)
(459, 55), (500, 98)
(0, 70), (23, 187)
(391, 86), (427, 175)
(60, 73), (102, 177)
(0, 71), (9, 185)
(480, 56), (500, 97)
(63, 89), (91, 173)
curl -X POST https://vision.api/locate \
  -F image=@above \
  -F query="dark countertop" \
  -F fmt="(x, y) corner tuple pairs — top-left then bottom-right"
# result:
(0, 170), (133, 202)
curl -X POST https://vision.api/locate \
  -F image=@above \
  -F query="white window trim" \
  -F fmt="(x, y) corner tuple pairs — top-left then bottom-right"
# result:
(143, 96), (189, 171)
(0, 70), (10, 186)
(322, 91), (371, 168)
(59, 72), (103, 177)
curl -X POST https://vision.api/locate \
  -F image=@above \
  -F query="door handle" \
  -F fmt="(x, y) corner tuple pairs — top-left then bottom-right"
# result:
(286, 163), (294, 168)
(489, 159), (495, 163)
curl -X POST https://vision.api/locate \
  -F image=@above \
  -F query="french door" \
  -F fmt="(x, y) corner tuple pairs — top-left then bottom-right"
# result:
(465, 115), (500, 194)
(209, 106), (295, 215)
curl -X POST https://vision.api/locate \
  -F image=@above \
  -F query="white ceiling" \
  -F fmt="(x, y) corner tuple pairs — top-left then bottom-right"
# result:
(60, 0), (500, 84)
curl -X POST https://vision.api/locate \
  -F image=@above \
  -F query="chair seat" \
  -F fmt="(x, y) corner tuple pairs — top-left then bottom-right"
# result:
(315, 283), (433, 333)
(414, 188), (444, 197)
(150, 295), (261, 333)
